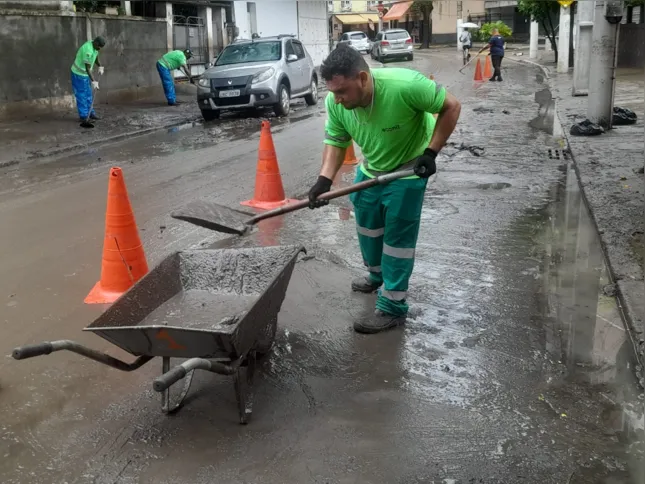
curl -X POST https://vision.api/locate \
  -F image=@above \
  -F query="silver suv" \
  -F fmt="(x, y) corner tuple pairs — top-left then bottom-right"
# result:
(370, 29), (414, 62)
(197, 35), (318, 120)
(337, 31), (371, 54)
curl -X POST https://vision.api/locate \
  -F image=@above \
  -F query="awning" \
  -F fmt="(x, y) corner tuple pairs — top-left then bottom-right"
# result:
(382, 1), (413, 21)
(334, 13), (380, 25)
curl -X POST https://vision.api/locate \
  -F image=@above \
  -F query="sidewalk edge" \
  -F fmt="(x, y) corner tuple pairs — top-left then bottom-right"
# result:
(1, 115), (202, 169)
(512, 56), (645, 380)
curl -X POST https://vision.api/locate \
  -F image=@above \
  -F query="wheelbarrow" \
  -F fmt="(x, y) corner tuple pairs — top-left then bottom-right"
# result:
(12, 245), (305, 423)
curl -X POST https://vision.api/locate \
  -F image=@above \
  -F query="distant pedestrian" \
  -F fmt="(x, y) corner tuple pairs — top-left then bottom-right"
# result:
(479, 28), (504, 81)
(71, 36), (105, 121)
(157, 49), (194, 106)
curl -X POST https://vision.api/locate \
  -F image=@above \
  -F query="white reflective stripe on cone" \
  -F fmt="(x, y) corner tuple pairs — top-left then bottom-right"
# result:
(357, 226), (385, 237)
(383, 244), (415, 259)
(381, 290), (407, 301)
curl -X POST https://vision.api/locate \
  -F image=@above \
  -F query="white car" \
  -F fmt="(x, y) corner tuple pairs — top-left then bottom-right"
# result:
(370, 29), (414, 62)
(337, 31), (371, 54)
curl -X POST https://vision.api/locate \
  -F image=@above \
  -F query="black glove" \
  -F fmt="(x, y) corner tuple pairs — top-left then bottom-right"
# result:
(308, 176), (333, 209)
(414, 148), (437, 178)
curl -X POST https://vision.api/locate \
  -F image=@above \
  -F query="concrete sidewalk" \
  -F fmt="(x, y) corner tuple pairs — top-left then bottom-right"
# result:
(0, 85), (201, 168)
(522, 53), (645, 366)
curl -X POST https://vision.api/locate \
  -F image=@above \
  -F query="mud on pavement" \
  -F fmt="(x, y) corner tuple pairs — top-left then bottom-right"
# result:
(0, 52), (643, 483)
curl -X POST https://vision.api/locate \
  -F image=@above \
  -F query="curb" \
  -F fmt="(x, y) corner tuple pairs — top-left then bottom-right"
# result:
(511, 56), (645, 378)
(1, 114), (202, 169)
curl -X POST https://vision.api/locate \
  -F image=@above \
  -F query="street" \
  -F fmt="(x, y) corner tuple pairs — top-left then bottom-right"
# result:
(0, 51), (643, 483)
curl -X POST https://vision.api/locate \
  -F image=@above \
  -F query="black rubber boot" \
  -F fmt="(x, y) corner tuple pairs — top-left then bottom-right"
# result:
(497, 76), (503, 82)
(351, 276), (382, 293)
(489, 77), (497, 82)
(353, 310), (406, 334)
(89, 113), (100, 120)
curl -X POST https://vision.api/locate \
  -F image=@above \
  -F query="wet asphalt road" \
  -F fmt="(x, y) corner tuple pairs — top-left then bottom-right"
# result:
(0, 52), (643, 483)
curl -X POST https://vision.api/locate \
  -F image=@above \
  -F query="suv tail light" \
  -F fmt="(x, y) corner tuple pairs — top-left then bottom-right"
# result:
(381, 40), (390, 46)
(405, 38), (412, 44)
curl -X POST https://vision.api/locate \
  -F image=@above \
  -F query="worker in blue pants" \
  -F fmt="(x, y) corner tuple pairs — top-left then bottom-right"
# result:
(71, 36), (105, 121)
(156, 49), (194, 106)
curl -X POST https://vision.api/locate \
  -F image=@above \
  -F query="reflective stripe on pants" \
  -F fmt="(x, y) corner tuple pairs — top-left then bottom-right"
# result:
(350, 169), (427, 316)
(157, 62), (176, 104)
(71, 72), (95, 119)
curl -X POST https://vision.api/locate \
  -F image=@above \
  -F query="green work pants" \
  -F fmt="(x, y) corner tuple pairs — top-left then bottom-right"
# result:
(349, 169), (428, 316)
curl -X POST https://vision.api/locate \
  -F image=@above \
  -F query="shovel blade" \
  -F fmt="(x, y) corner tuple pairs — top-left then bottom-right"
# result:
(171, 200), (254, 235)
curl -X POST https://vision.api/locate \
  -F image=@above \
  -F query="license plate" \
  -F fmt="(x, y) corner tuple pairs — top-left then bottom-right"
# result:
(219, 90), (240, 98)
(392, 44), (403, 49)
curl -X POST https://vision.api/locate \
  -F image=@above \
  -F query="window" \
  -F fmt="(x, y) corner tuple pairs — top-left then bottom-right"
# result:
(384, 31), (409, 40)
(292, 41), (306, 59)
(285, 40), (296, 58)
(350, 33), (367, 40)
(327, 1), (334, 12)
(341, 1), (351, 10)
(367, 1), (378, 8)
(216, 41), (282, 66)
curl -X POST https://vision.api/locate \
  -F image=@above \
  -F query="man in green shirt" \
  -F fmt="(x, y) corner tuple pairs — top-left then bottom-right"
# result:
(156, 49), (194, 106)
(308, 45), (461, 334)
(70, 36), (105, 121)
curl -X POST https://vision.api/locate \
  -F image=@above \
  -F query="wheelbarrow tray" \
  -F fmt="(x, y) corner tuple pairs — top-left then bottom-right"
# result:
(84, 245), (305, 360)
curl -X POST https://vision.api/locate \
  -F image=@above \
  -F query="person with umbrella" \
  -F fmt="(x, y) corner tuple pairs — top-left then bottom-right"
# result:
(459, 22), (478, 65)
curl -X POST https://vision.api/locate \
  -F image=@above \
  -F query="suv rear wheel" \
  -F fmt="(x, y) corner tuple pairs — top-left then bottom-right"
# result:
(304, 78), (318, 106)
(274, 83), (290, 117)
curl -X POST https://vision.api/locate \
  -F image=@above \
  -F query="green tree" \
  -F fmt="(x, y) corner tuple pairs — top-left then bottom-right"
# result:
(411, 1), (434, 49)
(517, 0), (560, 63)
(478, 21), (513, 42)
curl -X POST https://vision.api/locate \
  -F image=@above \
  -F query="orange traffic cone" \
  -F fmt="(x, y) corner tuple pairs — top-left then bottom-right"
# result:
(483, 55), (493, 79)
(343, 142), (358, 165)
(85, 167), (149, 304)
(473, 58), (483, 81)
(241, 120), (296, 210)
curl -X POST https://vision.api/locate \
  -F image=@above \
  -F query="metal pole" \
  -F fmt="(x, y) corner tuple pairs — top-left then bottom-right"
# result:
(457, 18), (463, 52)
(572, 0), (595, 96)
(587, 0), (622, 128)
(529, 17), (539, 59)
(557, 4), (572, 73)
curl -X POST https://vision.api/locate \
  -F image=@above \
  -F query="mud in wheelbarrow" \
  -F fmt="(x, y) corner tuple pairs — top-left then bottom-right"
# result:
(12, 244), (305, 423)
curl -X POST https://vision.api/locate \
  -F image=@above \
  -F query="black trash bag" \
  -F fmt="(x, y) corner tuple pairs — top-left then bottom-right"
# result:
(570, 119), (605, 136)
(613, 106), (637, 126)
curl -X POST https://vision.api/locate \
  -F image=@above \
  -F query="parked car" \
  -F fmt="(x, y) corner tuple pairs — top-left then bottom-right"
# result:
(196, 35), (318, 121)
(337, 31), (371, 54)
(370, 29), (414, 62)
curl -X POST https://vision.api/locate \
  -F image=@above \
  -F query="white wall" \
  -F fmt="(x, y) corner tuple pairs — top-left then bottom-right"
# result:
(297, 1), (329, 67)
(234, 1), (298, 39)
(232, 1), (329, 66)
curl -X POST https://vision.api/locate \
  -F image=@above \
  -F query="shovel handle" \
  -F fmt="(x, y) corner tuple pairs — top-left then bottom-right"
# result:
(248, 168), (418, 226)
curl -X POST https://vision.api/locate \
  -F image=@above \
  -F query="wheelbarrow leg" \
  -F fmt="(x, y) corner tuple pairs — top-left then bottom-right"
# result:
(234, 350), (256, 424)
(160, 356), (195, 414)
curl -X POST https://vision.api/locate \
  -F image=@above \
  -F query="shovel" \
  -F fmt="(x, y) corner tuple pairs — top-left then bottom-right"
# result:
(171, 167), (424, 236)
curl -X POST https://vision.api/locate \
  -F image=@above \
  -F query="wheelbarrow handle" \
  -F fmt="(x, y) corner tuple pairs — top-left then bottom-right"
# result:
(154, 366), (188, 392)
(248, 168), (420, 226)
(13, 342), (54, 360)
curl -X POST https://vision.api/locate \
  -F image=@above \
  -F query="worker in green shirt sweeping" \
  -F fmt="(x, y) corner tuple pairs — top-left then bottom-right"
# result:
(71, 36), (105, 121)
(156, 49), (194, 106)
(308, 45), (461, 334)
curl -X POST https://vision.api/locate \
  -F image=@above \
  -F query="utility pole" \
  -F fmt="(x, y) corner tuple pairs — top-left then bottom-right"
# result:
(572, 0), (595, 96)
(557, 1), (573, 73)
(587, 0), (624, 128)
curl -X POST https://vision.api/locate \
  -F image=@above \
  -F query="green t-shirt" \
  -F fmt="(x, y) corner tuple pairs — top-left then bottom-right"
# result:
(71, 40), (99, 77)
(323, 67), (447, 177)
(159, 50), (187, 70)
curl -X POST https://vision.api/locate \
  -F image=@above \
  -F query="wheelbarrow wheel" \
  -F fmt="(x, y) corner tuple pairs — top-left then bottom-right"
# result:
(160, 357), (194, 414)
(255, 316), (277, 357)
